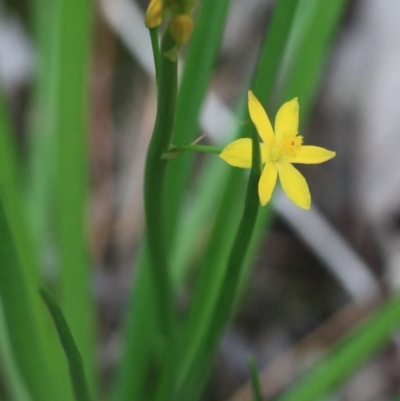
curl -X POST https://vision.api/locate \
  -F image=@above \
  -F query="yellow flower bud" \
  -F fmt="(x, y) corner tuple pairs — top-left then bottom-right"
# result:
(145, 0), (163, 29)
(170, 14), (193, 44)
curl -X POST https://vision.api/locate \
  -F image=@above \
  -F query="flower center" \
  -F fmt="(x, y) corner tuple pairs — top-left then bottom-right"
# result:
(271, 133), (303, 161)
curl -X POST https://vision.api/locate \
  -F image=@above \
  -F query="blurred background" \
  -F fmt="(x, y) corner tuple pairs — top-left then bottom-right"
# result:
(1, 0), (400, 399)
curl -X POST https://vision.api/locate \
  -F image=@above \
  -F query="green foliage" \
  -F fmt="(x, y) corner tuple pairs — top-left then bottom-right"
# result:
(2, 1), (400, 401)
(248, 356), (263, 401)
(40, 289), (91, 401)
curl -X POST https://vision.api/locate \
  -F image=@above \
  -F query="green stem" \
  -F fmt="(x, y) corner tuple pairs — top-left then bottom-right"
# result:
(149, 27), (160, 83)
(114, 28), (179, 401)
(163, 144), (223, 159)
(143, 30), (177, 337)
(143, 30), (180, 401)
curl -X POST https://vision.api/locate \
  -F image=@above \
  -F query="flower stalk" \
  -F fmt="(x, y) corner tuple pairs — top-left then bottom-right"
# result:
(143, 30), (178, 337)
(162, 144), (222, 159)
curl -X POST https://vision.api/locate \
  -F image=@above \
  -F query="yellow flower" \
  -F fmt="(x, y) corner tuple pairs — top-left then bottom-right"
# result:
(220, 91), (336, 209)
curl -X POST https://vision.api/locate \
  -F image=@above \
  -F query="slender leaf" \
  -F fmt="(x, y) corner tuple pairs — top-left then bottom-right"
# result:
(27, 0), (60, 252)
(112, 248), (159, 401)
(40, 288), (91, 401)
(277, 0), (347, 119)
(0, 194), (64, 401)
(0, 297), (33, 401)
(178, 0), (300, 395)
(164, 0), (233, 246)
(248, 356), (263, 401)
(52, 0), (94, 389)
(177, 104), (262, 400)
(276, 294), (400, 401)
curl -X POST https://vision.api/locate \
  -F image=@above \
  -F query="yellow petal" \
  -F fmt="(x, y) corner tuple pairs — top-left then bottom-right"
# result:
(287, 146), (336, 164)
(275, 98), (299, 141)
(248, 91), (274, 147)
(258, 162), (278, 206)
(220, 138), (252, 168)
(276, 160), (310, 209)
(220, 138), (268, 168)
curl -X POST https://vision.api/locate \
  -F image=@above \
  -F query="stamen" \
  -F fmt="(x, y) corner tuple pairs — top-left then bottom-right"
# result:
(281, 134), (303, 158)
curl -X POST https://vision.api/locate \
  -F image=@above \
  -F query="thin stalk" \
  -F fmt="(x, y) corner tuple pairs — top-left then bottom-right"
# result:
(143, 29), (180, 401)
(113, 27), (179, 401)
(163, 144), (223, 159)
(143, 30), (177, 338)
(149, 28), (160, 83)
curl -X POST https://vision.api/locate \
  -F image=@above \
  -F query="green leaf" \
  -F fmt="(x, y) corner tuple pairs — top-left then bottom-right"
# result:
(0, 297), (33, 401)
(51, 0), (95, 389)
(40, 288), (91, 401)
(248, 356), (263, 401)
(177, 1), (300, 397)
(27, 0), (60, 253)
(0, 193), (66, 401)
(278, 0), (347, 119)
(276, 294), (400, 401)
(164, 0), (233, 247)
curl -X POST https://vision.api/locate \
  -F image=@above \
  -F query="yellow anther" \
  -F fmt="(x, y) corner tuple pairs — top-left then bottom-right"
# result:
(281, 134), (303, 158)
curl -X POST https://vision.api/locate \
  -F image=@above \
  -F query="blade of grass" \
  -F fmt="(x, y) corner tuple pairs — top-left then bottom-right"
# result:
(112, 248), (160, 401)
(0, 193), (68, 401)
(40, 288), (91, 401)
(177, 108), (262, 400)
(29, 0), (97, 393)
(164, 0), (233, 245)
(177, 0), (348, 397)
(248, 356), (263, 401)
(178, 0), (300, 390)
(1, 84), (74, 401)
(0, 297), (33, 401)
(276, 293), (400, 401)
(0, 75), (39, 294)
(277, 0), (347, 118)
(169, 0), (301, 300)
(241, 0), (347, 301)
(53, 0), (94, 390)
(27, 0), (60, 252)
